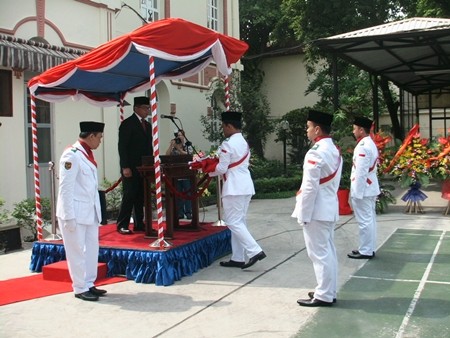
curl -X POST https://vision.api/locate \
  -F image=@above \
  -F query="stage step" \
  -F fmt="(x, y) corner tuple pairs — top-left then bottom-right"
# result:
(42, 261), (107, 282)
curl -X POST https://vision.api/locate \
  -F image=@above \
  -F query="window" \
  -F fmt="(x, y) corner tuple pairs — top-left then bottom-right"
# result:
(0, 70), (12, 117)
(207, 0), (219, 31)
(26, 94), (52, 163)
(140, 0), (159, 22)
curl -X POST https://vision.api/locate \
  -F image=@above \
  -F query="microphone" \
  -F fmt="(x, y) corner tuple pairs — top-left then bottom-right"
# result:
(160, 114), (179, 120)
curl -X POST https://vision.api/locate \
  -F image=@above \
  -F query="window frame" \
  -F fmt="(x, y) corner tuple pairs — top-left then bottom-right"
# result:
(0, 69), (13, 117)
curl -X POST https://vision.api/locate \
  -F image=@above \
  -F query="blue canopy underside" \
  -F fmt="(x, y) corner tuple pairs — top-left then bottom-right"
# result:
(32, 46), (212, 101)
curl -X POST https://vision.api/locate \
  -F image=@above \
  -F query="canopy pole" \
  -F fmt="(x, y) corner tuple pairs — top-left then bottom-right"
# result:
(213, 75), (230, 227)
(31, 94), (43, 241)
(148, 56), (171, 249)
(224, 75), (230, 111)
(119, 96), (125, 122)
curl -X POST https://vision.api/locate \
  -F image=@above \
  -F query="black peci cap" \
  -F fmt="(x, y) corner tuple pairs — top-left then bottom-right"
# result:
(221, 111), (242, 122)
(134, 96), (150, 106)
(79, 121), (105, 133)
(353, 116), (373, 129)
(307, 109), (333, 127)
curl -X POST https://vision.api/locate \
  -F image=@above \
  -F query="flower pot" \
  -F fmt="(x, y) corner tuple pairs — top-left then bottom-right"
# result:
(338, 189), (352, 215)
(441, 179), (450, 201)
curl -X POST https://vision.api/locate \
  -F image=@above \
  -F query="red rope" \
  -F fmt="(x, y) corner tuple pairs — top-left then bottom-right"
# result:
(105, 177), (122, 193)
(162, 174), (212, 200)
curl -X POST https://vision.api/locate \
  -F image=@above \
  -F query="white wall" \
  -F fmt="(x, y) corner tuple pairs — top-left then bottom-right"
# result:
(0, 0), (242, 211)
(260, 54), (320, 161)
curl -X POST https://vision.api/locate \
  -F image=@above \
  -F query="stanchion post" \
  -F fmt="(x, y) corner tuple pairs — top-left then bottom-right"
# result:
(213, 176), (226, 226)
(47, 161), (62, 240)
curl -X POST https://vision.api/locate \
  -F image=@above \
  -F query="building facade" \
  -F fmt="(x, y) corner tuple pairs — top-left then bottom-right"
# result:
(0, 0), (242, 210)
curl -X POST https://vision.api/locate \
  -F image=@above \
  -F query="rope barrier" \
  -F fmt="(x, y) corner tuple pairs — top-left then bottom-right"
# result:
(162, 173), (212, 201)
(104, 177), (122, 193)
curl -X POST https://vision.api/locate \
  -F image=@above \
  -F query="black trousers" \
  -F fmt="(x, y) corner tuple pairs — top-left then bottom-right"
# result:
(116, 172), (145, 230)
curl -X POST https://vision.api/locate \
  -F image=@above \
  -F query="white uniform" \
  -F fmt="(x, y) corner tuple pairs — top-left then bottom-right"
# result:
(56, 141), (102, 294)
(350, 136), (380, 256)
(209, 133), (261, 262)
(292, 137), (342, 303)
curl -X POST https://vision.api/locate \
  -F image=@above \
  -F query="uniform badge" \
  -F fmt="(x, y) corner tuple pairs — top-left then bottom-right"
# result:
(64, 162), (72, 170)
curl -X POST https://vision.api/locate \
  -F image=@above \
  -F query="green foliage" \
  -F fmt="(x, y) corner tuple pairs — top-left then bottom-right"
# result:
(376, 184), (397, 214)
(0, 198), (10, 224)
(249, 154), (299, 179)
(253, 176), (301, 194)
(240, 0), (297, 54)
(202, 71), (242, 147)
(416, 0), (450, 17)
(11, 198), (51, 241)
(100, 178), (123, 212)
(276, 108), (310, 165)
(239, 63), (275, 158)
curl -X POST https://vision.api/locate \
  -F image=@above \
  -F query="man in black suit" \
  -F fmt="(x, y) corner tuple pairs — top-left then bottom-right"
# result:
(116, 96), (153, 234)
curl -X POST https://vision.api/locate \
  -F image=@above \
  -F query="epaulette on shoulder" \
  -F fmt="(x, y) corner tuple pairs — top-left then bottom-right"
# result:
(69, 147), (78, 153)
(312, 144), (319, 150)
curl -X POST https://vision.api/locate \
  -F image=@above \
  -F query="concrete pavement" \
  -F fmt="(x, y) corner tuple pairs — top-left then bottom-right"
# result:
(1, 181), (449, 338)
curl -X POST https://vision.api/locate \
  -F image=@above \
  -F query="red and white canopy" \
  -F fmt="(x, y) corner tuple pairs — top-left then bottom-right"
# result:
(28, 18), (248, 105)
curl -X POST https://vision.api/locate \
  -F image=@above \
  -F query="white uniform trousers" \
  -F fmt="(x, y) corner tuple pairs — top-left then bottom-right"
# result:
(351, 197), (377, 255)
(303, 220), (337, 303)
(58, 218), (99, 294)
(222, 195), (262, 262)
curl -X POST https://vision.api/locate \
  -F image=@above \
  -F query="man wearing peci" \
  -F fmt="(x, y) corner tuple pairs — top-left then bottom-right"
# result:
(56, 121), (107, 301)
(292, 109), (342, 307)
(116, 96), (153, 234)
(347, 116), (380, 259)
(208, 111), (266, 270)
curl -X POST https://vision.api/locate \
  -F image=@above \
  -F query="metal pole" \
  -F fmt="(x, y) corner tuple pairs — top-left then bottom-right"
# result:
(283, 136), (287, 175)
(47, 161), (62, 240)
(280, 120), (290, 176)
(213, 176), (226, 226)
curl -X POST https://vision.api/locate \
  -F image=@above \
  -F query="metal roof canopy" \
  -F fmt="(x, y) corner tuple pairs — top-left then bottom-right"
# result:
(0, 34), (85, 73)
(313, 17), (450, 96)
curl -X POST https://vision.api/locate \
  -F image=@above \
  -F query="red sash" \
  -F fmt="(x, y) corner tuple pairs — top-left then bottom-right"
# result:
(319, 155), (342, 185)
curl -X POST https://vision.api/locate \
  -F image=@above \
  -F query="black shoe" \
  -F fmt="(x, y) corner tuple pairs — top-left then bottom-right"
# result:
(133, 227), (145, 232)
(185, 213), (192, 220)
(220, 260), (245, 268)
(75, 291), (99, 301)
(347, 252), (374, 259)
(118, 228), (133, 235)
(89, 286), (107, 296)
(297, 298), (333, 307)
(352, 249), (376, 257)
(308, 291), (336, 303)
(241, 251), (267, 269)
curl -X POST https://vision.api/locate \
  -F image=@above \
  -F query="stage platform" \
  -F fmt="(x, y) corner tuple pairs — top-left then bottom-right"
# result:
(29, 222), (231, 286)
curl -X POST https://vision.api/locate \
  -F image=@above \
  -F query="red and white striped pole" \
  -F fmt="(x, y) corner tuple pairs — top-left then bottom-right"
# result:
(148, 56), (170, 249)
(119, 96), (125, 123)
(224, 76), (230, 112)
(31, 95), (43, 241)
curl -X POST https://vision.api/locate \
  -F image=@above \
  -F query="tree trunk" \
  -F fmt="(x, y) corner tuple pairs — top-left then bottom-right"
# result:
(379, 78), (403, 141)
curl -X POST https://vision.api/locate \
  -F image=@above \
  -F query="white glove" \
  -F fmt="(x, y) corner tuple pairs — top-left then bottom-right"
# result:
(62, 219), (77, 232)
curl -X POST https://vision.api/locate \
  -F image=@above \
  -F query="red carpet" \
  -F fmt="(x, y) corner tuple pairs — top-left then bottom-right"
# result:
(0, 273), (126, 306)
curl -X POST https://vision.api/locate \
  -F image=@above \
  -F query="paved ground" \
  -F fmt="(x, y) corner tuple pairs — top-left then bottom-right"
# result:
(1, 182), (449, 338)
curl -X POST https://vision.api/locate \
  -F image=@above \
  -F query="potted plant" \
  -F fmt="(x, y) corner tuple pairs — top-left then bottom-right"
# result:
(11, 198), (51, 242)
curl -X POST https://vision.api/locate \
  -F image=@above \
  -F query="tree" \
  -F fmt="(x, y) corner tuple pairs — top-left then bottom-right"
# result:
(278, 0), (441, 141)
(239, 0), (290, 158)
